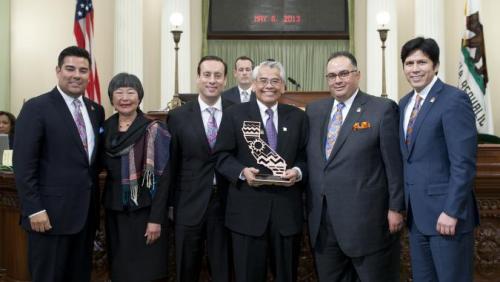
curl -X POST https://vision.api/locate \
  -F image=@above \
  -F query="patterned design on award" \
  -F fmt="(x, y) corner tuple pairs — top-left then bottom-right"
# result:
(242, 121), (287, 176)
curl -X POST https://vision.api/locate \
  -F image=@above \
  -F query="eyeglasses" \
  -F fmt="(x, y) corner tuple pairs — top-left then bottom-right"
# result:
(325, 70), (358, 81)
(256, 78), (282, 87)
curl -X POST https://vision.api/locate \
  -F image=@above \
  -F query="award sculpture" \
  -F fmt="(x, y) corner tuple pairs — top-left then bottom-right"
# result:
(241, 121), (290, 185)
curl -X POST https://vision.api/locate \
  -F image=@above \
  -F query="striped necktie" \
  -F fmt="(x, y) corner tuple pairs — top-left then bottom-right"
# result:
(206, 107), (218, 149)
(241, 90), (250, 102)
(325, 102), (345, 159)
(72, 99), (88, 153)
(405, 94), (423, 146)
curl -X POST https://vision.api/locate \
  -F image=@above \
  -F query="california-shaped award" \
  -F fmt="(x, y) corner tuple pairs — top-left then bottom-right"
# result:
(241, 121), (290, 185)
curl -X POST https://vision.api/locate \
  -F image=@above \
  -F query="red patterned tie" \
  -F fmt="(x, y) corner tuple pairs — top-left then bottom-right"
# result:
(72, 99), (88, 153)
(405, 94), (423, 146)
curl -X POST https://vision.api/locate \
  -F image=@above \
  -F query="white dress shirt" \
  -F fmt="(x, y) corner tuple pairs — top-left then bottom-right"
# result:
(57, 85), (95, 162)
(403, 76), (437, 137)
(329, 89), (359, 122)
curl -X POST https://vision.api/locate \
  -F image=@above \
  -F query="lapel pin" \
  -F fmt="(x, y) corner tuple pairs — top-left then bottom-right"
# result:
(283, 127), (287, 132)
(91, 105), (95, 111)
(430, 97), (436, 103)
(260, 129), (265, 135)
(356, 107), (361, 113)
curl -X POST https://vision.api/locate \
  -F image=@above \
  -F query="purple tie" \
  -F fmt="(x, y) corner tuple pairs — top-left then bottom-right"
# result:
(405, 94), (423, 146)
(206, 107), (218, 149)
(265, 108), (277, 151)
(325, 102), (345, 159)
(72, 99), (88, 153)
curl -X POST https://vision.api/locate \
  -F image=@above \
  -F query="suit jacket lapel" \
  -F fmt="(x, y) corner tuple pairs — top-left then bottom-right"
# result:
(247, 101), (267, 143)
(276, 104), (290, 153)
(50, 89), (89, 162)
(399, 93), (411, 157)
(190, 101), (212, 153)
(83, 98), (99, 164)
(327, 92), (368, 164)
(407, 79), (443, 156)
(320, 99), (335, 160)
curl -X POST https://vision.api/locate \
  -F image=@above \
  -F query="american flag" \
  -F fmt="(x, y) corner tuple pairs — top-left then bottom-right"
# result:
(74, 0), (101, 104)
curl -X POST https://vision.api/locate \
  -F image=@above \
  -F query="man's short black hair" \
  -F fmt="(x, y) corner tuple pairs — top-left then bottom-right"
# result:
(57, 46), (91, 68)
(400, 37), (440, 67)
(327, 51), (358, 68)
(197, 55), (227, 76)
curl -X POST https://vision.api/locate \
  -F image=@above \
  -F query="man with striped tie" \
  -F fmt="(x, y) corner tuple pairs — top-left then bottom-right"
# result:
(14, 46), (105, 282)
(399, 37), (479, 282)
(306, 51), (404, 282)
(164, 55), (233, 282)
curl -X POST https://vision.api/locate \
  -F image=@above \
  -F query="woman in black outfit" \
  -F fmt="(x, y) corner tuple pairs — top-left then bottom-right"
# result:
(103, 73), (171, 281)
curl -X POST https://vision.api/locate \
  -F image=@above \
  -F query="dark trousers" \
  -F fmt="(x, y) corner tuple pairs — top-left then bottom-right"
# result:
(314, 199), (400, 282)
(408, 211), (474, 282)
(175, 192), (230, 282)
(231, 217), (301, 282)
(28, 215), (95, 282)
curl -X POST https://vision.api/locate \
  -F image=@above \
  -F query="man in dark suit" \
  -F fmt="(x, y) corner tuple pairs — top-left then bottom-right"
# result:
(306, 51), (404, 281)
(215, 60), (308, 282)
(399, 37), (479, 282)
(221, 56), (256, 104)
(13, 46), (105, 282)
(166, 55), (232, 282)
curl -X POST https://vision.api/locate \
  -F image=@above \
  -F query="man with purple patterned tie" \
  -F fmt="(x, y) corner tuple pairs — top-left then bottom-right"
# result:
(14, 46), (105, 282)
(215, 60), (308, 282)
(306, 51), (404, 281)
(163, 55), (233, 282)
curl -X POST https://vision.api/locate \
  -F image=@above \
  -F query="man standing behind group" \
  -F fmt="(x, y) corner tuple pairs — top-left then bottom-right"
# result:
(306, 51), (404, 281)
(399, 37), (479, 282)
(221, 56), (256, 104)
(164, 55), (232, 282)
(216, 60), (308, 282)
(14, 46), (105, 282)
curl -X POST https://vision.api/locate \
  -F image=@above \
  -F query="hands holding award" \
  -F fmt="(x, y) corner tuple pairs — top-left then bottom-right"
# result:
(241, 121), (300, 186)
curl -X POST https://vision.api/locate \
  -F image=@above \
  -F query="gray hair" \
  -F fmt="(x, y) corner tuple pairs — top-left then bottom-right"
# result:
(252, 60), (286, 81)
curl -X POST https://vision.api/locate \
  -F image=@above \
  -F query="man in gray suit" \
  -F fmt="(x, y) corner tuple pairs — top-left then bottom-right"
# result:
(306, 51), (405, 281)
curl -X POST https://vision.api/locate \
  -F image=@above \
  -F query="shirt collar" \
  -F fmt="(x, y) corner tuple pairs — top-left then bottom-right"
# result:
(413, 76), (438, 100)
(256, 99), (278, 115)
(238, 85), (252, 94)
(198, 95), (222, 112)
(334, 88), (358, 108)
(57, 84), (84, 105)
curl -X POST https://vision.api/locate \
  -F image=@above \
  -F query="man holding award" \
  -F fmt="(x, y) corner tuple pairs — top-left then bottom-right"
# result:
(215, 60), (308, 282)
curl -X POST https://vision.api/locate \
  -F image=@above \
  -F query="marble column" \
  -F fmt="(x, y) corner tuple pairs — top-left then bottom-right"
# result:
(414, 0), (445, 79)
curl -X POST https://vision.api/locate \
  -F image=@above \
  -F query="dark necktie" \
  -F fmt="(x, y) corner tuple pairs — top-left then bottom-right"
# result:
(405, 94), (423, 146)
(325, 102), (345, 159)
(72, 99), (88, 153)
(265, 108), (277, 151)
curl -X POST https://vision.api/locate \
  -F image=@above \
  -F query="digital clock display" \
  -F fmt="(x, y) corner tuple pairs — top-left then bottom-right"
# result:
(208, 0), (348, 39)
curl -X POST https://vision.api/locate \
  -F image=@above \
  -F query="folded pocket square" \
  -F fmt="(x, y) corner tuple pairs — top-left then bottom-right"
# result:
(353, 121), (371, 131)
